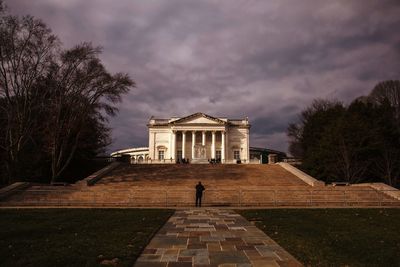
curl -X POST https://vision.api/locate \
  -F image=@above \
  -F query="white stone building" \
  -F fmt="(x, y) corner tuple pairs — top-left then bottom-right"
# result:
(111, 112), (251, 163)
(149, 112), (250, 163)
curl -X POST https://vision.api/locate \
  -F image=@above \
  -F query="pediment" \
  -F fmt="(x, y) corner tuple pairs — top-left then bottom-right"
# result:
(170, 112), (226, 125)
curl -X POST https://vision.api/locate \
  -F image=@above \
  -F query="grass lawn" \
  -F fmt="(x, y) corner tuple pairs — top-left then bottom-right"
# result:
(238, 208), (400, 267)
(0, 208), (174, 267)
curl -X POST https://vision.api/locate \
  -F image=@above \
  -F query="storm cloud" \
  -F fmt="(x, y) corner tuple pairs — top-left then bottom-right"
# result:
(7, 0), (400, 153)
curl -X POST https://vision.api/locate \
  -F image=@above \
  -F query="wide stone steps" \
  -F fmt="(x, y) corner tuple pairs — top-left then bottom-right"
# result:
(97, 164), (309, 187)
(3, 185), (398, 207)
(2, 164), (399, 207)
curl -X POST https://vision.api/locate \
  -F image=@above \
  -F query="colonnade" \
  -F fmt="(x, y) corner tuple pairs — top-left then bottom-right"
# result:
(170, 130), (225, 160)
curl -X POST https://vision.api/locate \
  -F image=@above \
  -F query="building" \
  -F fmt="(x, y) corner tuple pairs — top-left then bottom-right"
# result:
(111, 112), (285, 164)
(110, 147), (149, 163)
(148, 112), (250, 163)
(249, 147), (287, 164)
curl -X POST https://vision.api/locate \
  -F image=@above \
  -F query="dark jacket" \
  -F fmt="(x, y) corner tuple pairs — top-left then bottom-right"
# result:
(195, 184), (205, 196)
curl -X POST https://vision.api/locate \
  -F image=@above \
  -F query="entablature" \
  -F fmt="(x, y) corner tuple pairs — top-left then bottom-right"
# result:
(171, 125), (227, 132)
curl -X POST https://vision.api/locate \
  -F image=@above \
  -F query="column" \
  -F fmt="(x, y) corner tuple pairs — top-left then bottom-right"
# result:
(211, 131), (216, 159)
(153, 132), (156, 160)
(221, 131), (225, 162)
(202, 131), (206, 146)
(225, 130), (229, 162)
(171, 131), (176, 160)
(182, 131), (186, 159)
(192, 131), (196, 159)
(169, 132), (172, 158)
(246, 128), (250, 163)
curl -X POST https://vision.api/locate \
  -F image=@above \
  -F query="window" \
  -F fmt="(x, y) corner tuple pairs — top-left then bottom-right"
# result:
(177, 150), (182, 159)
(216, 150), (221, 159)
(158, 150), (164, 160)
(234, 150), (240, 160)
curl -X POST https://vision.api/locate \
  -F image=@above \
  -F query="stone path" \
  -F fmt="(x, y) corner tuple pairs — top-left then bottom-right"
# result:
(134, 209), (302, 267)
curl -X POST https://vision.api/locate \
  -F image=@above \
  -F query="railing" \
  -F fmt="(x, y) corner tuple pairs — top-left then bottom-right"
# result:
(1, 188), (399, 207)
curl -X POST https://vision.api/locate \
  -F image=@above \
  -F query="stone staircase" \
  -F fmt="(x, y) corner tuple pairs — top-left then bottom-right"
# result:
(1, 164), (399, 207)
(97, 164), (309, 187)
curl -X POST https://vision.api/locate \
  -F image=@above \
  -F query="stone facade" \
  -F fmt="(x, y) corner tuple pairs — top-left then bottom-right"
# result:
(148, 113), (250, 163)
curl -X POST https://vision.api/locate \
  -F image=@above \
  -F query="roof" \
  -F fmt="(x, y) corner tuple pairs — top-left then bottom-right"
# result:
(110, 147), (149, 156)
(170, 112), (227, 125)
(250, 146), (287, 156)
(148, 112), (250, 127)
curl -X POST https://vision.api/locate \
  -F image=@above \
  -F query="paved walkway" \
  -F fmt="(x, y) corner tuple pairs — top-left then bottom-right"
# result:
(134, 209), (302, 267)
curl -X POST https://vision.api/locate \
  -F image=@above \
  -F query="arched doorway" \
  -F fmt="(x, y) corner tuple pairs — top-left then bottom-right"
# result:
(138, 155), (144, 163)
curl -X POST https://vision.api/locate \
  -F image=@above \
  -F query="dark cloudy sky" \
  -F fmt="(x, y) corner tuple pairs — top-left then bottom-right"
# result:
(7, 0), (400, 154)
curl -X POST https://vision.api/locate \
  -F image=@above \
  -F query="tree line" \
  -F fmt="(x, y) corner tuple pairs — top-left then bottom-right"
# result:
(0, 3), (135, 184)
(288, 80), (400, 188)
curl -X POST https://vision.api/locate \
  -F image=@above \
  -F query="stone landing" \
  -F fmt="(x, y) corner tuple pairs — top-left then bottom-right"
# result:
(190, 158), (210, 164)
(134, 209), (302, 267)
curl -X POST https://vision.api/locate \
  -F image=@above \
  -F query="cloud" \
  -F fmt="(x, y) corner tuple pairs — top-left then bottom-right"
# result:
(7, 0), (400, 153)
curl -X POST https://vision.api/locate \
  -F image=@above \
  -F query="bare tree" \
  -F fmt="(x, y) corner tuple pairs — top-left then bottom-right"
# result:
(367, 81), (400, 186)
(369, 80), (400, 121)
(0, 7), (134, 184)
(374, 142), (400, 187)
(286, 99), (343, 159)
(44, 43), (134, 182)
(287, 123), (303, 158)
(0, 12), (58, 182)
(334, 136), (370, 184)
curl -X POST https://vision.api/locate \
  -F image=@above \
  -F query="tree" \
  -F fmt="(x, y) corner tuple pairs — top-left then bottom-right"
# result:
(368, 80), (400, 123)
(43, 43), (134, 182)
(0, 7), (135, 184)
(366, 81), (400, 186)
(370, 99), (400, 187)
(287, 99), (345, 180)
(288, 96), (400, 187)
(325, 101), (378, 183)
(287, 123), (303, 158)
(0, 11), (58, 183)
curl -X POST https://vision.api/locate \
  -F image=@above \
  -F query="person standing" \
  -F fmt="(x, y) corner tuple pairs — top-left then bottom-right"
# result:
(195, 181), (205, 207)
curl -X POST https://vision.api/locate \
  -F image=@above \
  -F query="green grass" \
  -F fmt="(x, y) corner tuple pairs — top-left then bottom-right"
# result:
(0, 208), (174, 267)
(238, 209), (400, 267)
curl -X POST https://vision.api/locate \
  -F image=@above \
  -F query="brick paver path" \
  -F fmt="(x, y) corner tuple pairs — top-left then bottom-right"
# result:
(134, 209), (302, 267)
